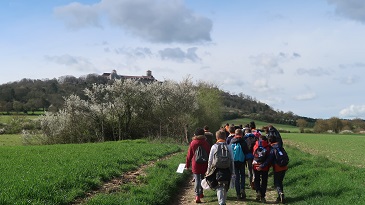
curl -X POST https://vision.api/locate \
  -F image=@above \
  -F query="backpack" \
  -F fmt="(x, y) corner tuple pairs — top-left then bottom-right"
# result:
(195, 145), (208, 164)
(252, 130), (261, 138)
(245, 134), (256, 153)
(254, 140), (268, 163)
(212, 143), (231, 169)
(273, 146), (289, 166)
(232, 142), (245, 162)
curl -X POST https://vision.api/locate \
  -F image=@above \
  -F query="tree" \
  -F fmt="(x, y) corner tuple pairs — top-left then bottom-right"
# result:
(313, 119), (329, 133)
(296, 119), (308, 133)
(328, 117), (343, 134)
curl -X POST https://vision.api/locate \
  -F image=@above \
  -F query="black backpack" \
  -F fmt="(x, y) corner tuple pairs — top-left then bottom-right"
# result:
(254, 140), (268, 163)
(273, 146), (289, 166)
(245, 133), (256, 153)
(195, 145), (208, 164)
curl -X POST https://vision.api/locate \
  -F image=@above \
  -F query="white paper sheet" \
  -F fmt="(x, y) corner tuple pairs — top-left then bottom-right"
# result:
(176, 163), (186, 173)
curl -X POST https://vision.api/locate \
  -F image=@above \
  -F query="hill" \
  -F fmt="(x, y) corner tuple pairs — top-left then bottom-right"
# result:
(0, 74), (313, 127)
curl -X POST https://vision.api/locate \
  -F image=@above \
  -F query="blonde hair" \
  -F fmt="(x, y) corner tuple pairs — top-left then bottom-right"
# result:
(215, 130), (226, 140)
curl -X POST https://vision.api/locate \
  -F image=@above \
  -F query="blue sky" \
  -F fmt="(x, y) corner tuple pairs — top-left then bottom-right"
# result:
(1, 0), (365, 120)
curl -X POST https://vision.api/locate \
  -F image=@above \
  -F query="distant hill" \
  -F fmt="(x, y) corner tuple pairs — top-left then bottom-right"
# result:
(0, 74), (315, 127)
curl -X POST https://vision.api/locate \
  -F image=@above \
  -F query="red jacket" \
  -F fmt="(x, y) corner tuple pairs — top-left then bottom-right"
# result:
(252, 140), (270, 171)
(185, 135), (211, 174)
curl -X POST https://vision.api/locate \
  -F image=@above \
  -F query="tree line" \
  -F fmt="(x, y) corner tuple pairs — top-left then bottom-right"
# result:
(24, 78), (222, 144)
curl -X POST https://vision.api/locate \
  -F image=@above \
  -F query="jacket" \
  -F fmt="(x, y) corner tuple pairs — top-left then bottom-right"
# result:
(229, 136), (249, 163)
(185, 135), (211, 174)
(260, 142), (288, 172)
(252, 139), (270, 171)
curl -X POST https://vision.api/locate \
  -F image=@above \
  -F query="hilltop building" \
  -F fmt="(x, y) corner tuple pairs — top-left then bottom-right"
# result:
(102, 70), (157, 83)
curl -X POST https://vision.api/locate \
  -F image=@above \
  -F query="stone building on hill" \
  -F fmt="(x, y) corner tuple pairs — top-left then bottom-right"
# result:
(102, 70), (157, 83)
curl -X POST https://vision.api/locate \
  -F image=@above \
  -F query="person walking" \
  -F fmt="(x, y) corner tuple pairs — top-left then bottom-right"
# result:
(229, 128), (249, 200)
(252, 135), (270, 203)
(185, 128), (211, 203)
(205, 130), (235, 205)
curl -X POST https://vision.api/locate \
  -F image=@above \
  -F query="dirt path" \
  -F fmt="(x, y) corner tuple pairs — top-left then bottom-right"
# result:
(71, 152), (282, 205)
(174, 174), (281, 205)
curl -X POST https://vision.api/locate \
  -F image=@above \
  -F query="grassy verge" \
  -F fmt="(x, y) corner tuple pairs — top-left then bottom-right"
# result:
(86, 151), (190, 205)
(0, 134), (22, 146)
(0, 140), (181, 204)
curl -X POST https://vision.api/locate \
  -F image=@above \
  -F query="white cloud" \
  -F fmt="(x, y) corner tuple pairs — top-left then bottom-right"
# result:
(339, 104), (365, 118)
(249, 52), (300, 74)
(54, 0), (212, 43)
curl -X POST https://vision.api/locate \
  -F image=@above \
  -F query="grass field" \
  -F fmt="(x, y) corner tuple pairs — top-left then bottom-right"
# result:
(0, 140), (183, 204)
(283, 133), (365, 168)
(224, 118), (300, 133)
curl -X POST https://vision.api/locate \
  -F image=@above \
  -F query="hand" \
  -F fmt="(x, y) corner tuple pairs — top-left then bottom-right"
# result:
(257, 166), (262, 171)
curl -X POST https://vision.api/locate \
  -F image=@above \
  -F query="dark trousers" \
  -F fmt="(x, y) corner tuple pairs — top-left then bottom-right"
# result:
(234, 162), (245, 195)
(253, 170), (268, 198)
(274, 170), (286, 196)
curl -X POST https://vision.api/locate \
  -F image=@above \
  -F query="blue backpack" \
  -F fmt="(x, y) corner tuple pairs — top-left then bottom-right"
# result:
(232, 142), (245, 162)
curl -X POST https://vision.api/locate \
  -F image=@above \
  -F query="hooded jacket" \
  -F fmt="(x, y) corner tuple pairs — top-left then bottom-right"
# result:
(185, 135), (211, 174)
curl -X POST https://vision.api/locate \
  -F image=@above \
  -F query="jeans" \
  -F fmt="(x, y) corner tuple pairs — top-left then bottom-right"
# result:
(245, 158), (253, 184)
(253, 170), (269, 198)
(216, 182), (228, 205)
(274, 170), (286, 196)
(234, 162), (245, 195)
(193, 173), (204, 196)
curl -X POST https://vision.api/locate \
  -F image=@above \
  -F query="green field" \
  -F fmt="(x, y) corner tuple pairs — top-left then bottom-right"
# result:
(2, 118), (365, 204)
(0, 140), (184, 204)
(224, 118), (300, 133)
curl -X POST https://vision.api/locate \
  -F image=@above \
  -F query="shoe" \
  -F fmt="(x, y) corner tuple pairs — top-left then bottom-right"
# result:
(240, 190), (246, 199)
(195, 196), (201, 203)
(191, 178), (195, 182)
(255, 192), (261, 201)
(250, 181), (255, 190)
(275, 197), (280, 203)
(280, 192), (285, 204)
(261, 197), (266, 203)
(199, 193), (204, 198)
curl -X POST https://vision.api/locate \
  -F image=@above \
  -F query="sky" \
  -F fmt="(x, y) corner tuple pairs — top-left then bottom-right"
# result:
(1, 0), (365, 120)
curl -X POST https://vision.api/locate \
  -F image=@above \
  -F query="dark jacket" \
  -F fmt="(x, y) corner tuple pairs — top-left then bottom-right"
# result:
(252, 140), (271, 171)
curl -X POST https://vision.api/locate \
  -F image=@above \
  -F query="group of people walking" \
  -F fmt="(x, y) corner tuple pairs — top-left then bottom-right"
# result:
(185, 122), (288, 205)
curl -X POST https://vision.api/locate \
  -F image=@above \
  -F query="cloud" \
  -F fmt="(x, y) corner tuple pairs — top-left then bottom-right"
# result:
(296, 67), (332, 76)
(252, 78), (271, 92)
(44, 54), (97, 72)
(55, 0), (212, 43)
(114, 47), (152, 58)
(159, 47), (201, 62)
(54, 2), (101, 30)
(339, 104), (365, 118)
(338, 75), (357, 85)
(294, 92), (316, 101)
(249, 52), (300, 74)
(327, 0), (365, 23)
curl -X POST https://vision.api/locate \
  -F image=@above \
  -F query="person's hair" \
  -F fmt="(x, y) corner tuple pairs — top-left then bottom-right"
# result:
(229, 126), (235, 134)
(194, 128), (205, 136)
(216, 130), (226, 140)
(235, 129), (243, 135)
(203, 125), (209, 131)
(249, 121), (256, 129)
(260, 135), (268, 141)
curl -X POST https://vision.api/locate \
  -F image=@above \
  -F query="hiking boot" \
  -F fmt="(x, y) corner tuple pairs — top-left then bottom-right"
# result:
(280, 192), (285, 204)
(261, 197), (266, 204)
(255, 192), (261, 201)
(199, 193), (204, 198)
(240, 190), (246, 199)
(195, 196), (201, 203)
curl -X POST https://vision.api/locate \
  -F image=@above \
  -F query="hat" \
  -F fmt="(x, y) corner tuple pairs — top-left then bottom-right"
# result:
(194, 128), (205, 136)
